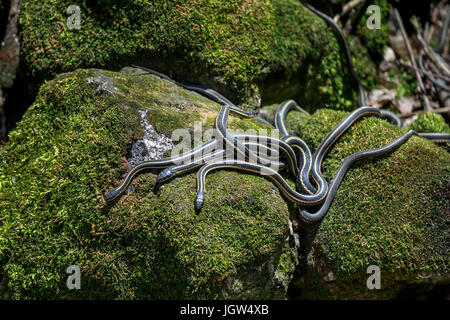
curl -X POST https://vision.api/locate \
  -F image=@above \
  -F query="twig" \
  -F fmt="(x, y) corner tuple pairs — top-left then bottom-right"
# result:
(424, 1), (442, 44)
(393, 8), (432, 111)
(436, 4), (450, 53)
(417, 32), (450, 76)
(424, 22), (434, 44)
(399, 106), (450, 118)
(410, 16), (450, 76)
(334, 0), (366, 22)
(399, 60), (450, 82)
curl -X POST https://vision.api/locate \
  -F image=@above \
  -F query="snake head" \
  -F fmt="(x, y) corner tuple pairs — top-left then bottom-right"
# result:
(104, 189), (119, 201)
(156, 168), (174, 182)
(195, 191), (205, 211)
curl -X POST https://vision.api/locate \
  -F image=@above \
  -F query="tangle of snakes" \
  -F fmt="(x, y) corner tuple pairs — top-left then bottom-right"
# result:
(105, 2), (450, 224)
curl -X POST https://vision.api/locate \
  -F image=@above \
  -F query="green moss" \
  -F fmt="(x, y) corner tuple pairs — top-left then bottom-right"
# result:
(267, 0), (377, 110)
(282, 108), (449, 279)
(19, 0), (379, 109)
(349, 37), (378, 91)
(393, 70), (418, 99)
(2, 68), (449, 298)
(354, 0), (390, 63)
(277, 107), (449, 299)
(299, 37), (357, 110)
(19, 0), (274, 103)
(0, 68), (294, 299)
(408, 113), (450, 134)
(269, 0), (327, 73)
(275, 243), (297, 277)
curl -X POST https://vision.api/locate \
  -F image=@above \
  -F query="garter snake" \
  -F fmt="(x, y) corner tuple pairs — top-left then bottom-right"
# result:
(302, 1), (450, 143)
(196, 106), (385, 209)
(105, 72), (415, 223)
(105, 133), (285, 201)
(194, 130), (415, 218)
(105, 4), (447, 222)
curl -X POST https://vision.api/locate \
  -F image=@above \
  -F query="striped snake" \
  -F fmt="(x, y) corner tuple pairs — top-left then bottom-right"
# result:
(105, 3), (449, 223)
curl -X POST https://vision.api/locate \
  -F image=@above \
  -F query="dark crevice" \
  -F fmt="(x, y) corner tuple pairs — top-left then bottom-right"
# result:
(1, 0), (24, 141)
(3, 72), (34, 136)
(0, 0), (11, 42)
(260, 66), (326, 114)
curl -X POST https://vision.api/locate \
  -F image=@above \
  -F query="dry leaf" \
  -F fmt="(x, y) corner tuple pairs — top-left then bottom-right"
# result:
(368, 88), (397, 108)
(393, 96), (414, 114)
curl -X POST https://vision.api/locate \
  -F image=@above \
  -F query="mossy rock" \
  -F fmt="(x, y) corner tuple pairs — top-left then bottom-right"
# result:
(0, 67), (298, 299)
(4, 67), (446, 299)
(354, 0), (390, 63)
(315, 0), (390, 62)
(268, 107), (448, 299)
(18, 0), (376, 110)
(408, 113), (450, 134)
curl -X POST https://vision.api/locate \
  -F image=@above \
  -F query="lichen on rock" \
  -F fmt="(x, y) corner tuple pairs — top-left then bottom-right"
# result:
(127, 109), (174, 168)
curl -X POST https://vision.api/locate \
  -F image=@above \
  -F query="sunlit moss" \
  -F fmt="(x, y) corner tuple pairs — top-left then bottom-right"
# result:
(0, 68), (292, 299)
(282, 107), (449, 298)
(1, 69), (448, 299)
(408, 113), (450, 134)
(19, 0), (377, 109)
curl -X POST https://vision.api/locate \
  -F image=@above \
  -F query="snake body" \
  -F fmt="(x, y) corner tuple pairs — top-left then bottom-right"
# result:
(300, 1), (367, 107)
(303, 1), (450, 142)
(105, 3), (449, 223)
(105, 68), (413, 222)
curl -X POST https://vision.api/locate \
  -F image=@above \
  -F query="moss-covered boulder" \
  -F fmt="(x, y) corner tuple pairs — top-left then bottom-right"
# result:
(3, 66), (447, 299)
(352, 0), (390, 63)
(0, 67), (298, 299)
(408, 113), (450, 134)
(271, 107), (448, 299)
(18, 0), (376, 110)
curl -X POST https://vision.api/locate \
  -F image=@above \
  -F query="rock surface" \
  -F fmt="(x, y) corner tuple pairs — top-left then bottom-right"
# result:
(1, 68), (449, 299)
(262, 104), (450, 299)
(18, 0), (377, 110)
(0, 67), (297, 299)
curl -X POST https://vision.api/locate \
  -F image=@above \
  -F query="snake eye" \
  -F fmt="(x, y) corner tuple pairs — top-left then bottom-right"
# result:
(157, 168), (173, 182)
(195, 192), (205, 211)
